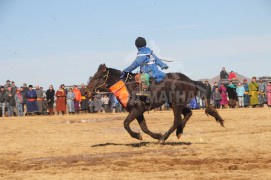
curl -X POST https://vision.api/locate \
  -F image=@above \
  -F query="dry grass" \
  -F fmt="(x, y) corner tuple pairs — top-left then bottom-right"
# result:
(0, 108), (271, 179)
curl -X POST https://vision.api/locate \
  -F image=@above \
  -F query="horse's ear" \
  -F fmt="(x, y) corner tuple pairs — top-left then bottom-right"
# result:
(98, 64), (107, 72)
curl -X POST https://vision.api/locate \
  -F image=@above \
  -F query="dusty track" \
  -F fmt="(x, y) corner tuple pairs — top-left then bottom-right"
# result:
(0, 108), (270, 179)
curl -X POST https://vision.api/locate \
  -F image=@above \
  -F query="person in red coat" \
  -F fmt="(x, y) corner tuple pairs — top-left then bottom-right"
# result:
(228, 71), (237, 80)
(55, 85), (66, 115)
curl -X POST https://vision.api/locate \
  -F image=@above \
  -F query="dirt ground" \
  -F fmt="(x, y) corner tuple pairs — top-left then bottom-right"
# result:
(0, 108), (270, 180)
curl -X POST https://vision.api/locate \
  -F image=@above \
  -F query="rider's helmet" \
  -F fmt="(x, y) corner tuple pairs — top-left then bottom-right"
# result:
(135, 37), (146, 48)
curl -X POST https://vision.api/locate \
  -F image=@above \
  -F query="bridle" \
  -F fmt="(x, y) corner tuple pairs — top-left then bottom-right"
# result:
(90, 69), (132, 94)
(93, 69), (110, 93)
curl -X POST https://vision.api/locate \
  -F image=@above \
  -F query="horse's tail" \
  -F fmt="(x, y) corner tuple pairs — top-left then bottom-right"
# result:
(193, 80), (225, 127)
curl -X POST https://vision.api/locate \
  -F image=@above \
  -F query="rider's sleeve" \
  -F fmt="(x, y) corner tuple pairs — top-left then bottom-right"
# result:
(123, 56), (147, 72)
(152, 53), (168, 69)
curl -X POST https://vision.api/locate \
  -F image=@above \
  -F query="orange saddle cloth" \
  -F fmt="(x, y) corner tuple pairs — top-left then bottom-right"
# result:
(109, 80), (130, 108)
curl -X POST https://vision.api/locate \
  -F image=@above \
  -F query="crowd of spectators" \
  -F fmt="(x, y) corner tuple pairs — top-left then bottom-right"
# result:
(0, 81), (125, 117)
(202, 67), (271, 109)
(1, 68), (270, 117)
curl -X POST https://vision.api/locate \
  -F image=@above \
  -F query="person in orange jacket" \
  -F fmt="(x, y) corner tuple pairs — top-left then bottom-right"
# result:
(73, 85), (81, 113)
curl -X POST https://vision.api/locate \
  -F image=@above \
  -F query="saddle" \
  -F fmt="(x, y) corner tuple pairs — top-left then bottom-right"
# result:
(135, 73), (150, 96)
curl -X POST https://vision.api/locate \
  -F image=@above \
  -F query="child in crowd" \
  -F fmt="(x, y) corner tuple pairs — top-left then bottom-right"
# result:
(212, 87), (221, 109)
(88, 99), (94, 113)
(236, 82), (245, 108)
(42, 97), (49, 115)
(101, 95), (110, 112)
(14, 89), (24, 116)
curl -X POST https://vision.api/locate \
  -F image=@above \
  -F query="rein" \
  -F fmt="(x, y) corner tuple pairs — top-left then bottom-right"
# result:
(92, 69), (137, 95)
(94, 69), (110, 93)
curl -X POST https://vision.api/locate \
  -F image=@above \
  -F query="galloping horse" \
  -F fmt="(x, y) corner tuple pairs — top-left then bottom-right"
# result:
(87, 64), (224, 143)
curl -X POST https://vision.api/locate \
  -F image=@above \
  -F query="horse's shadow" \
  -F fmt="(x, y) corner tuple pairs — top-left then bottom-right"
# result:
(91, 141), (192, 148)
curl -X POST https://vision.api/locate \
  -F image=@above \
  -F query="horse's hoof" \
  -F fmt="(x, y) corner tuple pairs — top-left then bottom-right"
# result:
(158, 139), (165, 144)
(134, 133), (143, 141)
(153, 133), (163, 140)
(177, 133), (182, 139)
(138, 134), (143, 141)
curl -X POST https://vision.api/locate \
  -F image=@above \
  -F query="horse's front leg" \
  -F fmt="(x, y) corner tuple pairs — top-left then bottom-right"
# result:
(136, 114), (163, 140)
(124, 108), (143, 141)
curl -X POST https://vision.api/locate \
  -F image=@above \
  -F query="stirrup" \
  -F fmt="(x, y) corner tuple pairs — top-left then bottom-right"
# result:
(136, 92), (149, 97)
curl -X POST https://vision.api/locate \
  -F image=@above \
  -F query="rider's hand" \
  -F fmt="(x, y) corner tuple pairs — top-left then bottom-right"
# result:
(162, 65), (169, 70)
(120, 72), (126, 79)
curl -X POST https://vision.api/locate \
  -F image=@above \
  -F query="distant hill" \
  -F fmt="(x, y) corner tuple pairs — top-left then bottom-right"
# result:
(198, 72), (251, 85)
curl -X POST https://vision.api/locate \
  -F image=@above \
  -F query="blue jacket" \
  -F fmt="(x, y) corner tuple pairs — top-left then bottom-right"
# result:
(123, 47), (168, 82)
(236, 86), (245, 96)
(26, 90), (37, 99)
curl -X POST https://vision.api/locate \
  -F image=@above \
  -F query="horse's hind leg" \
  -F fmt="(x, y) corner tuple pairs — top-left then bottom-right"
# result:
(124, 108), (143, 140)
(159, 104), (183, 143)
(136, 114), (163, 140)
(176, 107), (192, 139)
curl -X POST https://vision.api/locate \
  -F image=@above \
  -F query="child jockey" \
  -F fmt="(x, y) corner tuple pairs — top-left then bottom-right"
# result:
(122, 37), (168, 82)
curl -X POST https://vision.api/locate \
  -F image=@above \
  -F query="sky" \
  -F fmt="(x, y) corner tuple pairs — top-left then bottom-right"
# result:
(0, 0), (271, 89)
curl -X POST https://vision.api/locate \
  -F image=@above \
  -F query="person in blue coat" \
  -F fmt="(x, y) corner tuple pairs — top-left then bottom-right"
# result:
(26, 85), (38, 115)
(122, 37), (168, 82)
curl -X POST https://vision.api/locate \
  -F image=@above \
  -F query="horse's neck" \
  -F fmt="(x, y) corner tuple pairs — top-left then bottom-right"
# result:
(108, 68), (122, 86)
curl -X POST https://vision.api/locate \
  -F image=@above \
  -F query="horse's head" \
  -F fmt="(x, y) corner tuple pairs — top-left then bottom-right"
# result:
(87, 64), (121, 98)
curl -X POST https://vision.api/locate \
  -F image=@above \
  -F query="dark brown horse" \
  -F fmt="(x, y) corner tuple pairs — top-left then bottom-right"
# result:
(88, 64), (224, 143)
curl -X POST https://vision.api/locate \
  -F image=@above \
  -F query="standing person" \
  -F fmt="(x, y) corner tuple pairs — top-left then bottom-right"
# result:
(5, 86), (16, 116)
(204, 80), (212, 105)
(249, 77), (259, 108)
(109, 94), (116, 113)
(67, 88), (75, 114)
(73, 85), (81, 114)
(21, 83), (28, 113)
(228, 71), (237, 80)
(80, 84), (89, 113)
(243, 79), (250, 107)
(258, 78), (266, 107)
(212, 82), (218, 93)
(227, 81), (237, 108)
(212, 87), (221, 109)
(236, 82), (245, 108)
(93, 93), (103, 113)
(266, 82), (271, 107)
(46, 85), (55, 115)
(88, 99), (94, 113)
(35, 86), (44, 115)
(4, 80), (11, 90)
(42, 97), (49, 115)
(0, 86), (7, 117)
(26, 85), (38, 116)
(219, 84), (228, 108)
(14, 89), (24, 116)
(55, 86), (66, 115)
(20, 86), (27, 113)
(11, 81), (17, 95)
(220, 67), (228, 80)
(101, 95), (110, 112)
